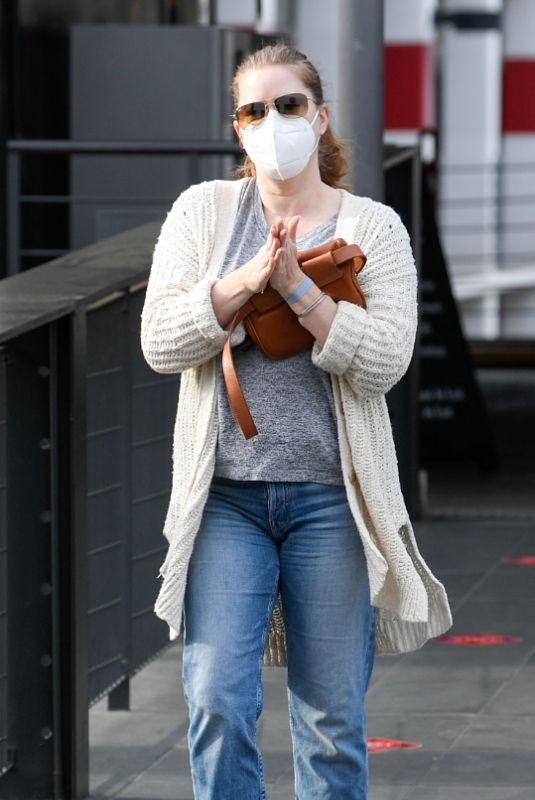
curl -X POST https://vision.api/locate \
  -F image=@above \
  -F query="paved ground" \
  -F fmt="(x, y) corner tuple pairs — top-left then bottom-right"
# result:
(89, 369), (535, 799)
(89, 517), (535, 800)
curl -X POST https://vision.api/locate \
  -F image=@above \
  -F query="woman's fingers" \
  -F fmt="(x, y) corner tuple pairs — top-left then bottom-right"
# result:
(268, 246), (281, 275)
(259, 254), (278, 292)
(261, 231), (280, 268)
(265, 217), (299, 287)
(287, 215), (300, 242)
(275, 246), (284, 263)
(267, 219), (282, 242)
(268, 254), (278, 277)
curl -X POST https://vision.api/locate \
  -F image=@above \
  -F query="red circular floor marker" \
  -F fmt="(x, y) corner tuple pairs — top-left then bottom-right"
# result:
(503, 555), (535, 566)
(367, 737), (421, 753)
(434, 633), (523, 645)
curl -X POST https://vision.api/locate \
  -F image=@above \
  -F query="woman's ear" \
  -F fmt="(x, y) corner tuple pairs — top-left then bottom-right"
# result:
(319, 103), (330, 136)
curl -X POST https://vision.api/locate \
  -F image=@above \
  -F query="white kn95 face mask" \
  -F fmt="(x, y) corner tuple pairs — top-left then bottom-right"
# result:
(240, 108), (320, 181)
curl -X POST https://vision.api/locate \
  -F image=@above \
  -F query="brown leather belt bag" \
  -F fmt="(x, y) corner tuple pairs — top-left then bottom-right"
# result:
(222, 237), (367, 439)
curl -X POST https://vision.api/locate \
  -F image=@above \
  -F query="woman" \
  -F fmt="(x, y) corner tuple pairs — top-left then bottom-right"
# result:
(141, 43), (452, 800)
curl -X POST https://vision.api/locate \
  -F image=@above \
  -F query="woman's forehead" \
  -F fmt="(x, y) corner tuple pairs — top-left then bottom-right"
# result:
(236, 65), (307, 104)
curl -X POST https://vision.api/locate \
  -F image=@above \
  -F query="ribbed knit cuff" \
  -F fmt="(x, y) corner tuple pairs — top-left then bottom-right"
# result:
(311, 300), (368, 375)
(189, 276), (229, 344)
(374, 585), (453, 655)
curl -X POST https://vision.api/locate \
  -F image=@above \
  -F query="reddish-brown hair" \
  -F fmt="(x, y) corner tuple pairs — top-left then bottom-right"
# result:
(232, 43), (352, 190)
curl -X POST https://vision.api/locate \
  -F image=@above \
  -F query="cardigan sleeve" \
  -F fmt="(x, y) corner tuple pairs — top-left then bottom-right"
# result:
(311, 204), (417, 398)
(140, 183), (229, 374)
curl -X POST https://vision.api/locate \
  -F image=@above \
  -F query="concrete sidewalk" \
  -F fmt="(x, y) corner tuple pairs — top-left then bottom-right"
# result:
(89, 517), (535, 800)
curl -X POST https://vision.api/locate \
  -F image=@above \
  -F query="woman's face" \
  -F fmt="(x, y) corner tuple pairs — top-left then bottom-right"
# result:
(232, 64), (329, 145)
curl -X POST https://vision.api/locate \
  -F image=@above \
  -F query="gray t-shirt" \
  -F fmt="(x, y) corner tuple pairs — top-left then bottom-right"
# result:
(214, 178), (344, 485)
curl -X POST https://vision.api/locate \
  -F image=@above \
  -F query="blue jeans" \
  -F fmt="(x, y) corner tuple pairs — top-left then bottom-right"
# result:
(182, 477), (376, 800)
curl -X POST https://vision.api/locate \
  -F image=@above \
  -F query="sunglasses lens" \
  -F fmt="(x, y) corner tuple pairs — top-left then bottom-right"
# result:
(274, 93), (309, 117)
(235, 93), (311, 126)
(236, 101), (266, 127)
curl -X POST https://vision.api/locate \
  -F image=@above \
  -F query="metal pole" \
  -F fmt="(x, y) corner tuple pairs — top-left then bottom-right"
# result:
(65, 308), (89, 799)
(6, 151), (20, 275)
(337, 0), (384, 201)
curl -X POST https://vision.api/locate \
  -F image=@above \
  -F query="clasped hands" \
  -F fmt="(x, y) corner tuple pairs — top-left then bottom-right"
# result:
(229, 213), (336, 344)
(243, 215), (304, 299)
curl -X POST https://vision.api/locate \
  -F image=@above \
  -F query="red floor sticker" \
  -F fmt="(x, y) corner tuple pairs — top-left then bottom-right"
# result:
(503, 555), (535, 566)
(434, 633), (523, 645)
(367, 737), (421, 753)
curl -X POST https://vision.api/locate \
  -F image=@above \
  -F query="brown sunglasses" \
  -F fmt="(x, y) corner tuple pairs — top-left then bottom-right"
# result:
(234, 93), (317, 128)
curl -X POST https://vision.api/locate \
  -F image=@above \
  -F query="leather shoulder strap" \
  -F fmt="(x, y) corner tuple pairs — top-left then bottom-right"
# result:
(331, 243), (367, 272)
(221, 302), (258, 439)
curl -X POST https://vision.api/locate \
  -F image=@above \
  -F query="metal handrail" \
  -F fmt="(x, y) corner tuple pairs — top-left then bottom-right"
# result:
(6, 138), (242, 276)
(6, 138), (241, 154)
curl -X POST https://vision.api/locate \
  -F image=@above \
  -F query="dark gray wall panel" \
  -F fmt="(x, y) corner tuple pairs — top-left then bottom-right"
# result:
(87, 488), (124, 552)
(131, 611), (169, 669)
(131, 439), (171, 499)
(87, 370), (123, 432)
(131, 552), (161, 615)
(86, 299), (129, 703)
(88, 545), (123, 610)
(132, 380), (177, 443)
(87, 430), (123, 493)
(85, 289), (177, 692)
(131, 494), (170, 558)
(69, 25), (251, 248)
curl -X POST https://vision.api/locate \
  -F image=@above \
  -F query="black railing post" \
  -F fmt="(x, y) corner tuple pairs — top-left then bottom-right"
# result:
(6, 152), (19, 277)
(0, 348), (9, 778)
(49, 319), (67, 798)
(60, 309), (90, 799)
(4, 326), (56, 798)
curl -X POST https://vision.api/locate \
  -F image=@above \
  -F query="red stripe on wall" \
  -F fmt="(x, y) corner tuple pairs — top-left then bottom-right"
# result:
(503, 60), (535, 132)
(384, 43), (434, 130)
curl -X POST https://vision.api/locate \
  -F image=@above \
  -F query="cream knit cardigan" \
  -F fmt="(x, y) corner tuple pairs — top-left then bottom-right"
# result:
(140, 177), (453, 665)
